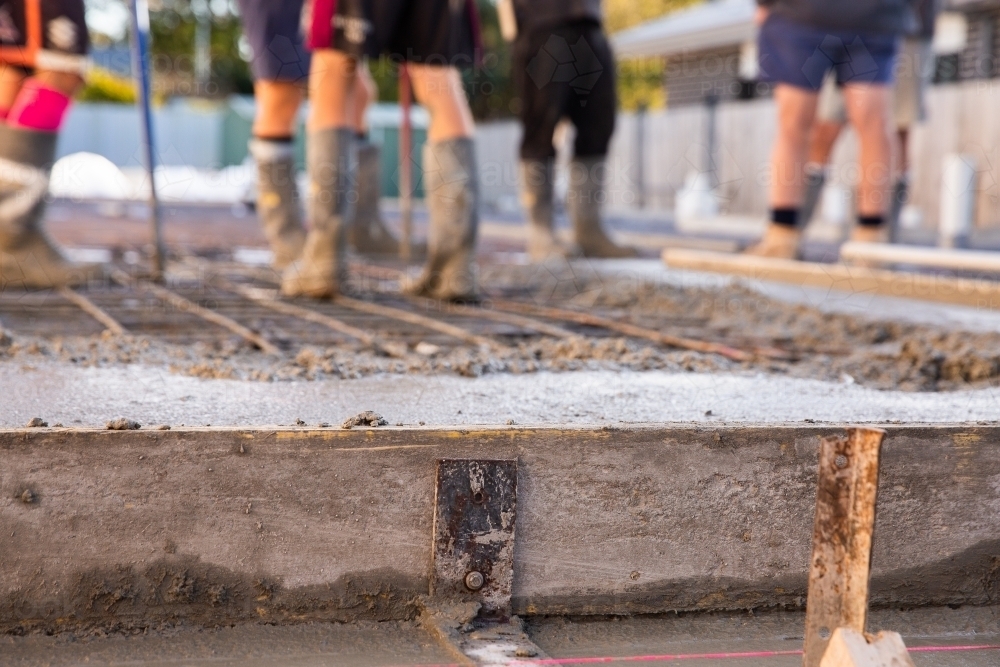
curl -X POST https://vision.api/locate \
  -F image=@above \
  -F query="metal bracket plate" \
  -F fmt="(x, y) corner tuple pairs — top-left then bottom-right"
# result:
(432, 459), (517, 617)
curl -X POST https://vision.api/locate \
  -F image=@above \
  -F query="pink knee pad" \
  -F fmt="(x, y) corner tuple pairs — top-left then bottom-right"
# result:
(7, 79), (72, 132)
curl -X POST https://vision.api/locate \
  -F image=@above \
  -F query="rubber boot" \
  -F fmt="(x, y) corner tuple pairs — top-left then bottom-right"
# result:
(401, 138), (479, 301)
(249, 138), (306, 270)
(281, 128), (352, 298)
(568, 157), (637, 258)
(887, 175), (908, 243)
(799, 166), (826, 227)
(744, 223), (802, 259)
(347, 140), (406, 256)
(0, 124), (103, 288)
(520, 159), (573, 261)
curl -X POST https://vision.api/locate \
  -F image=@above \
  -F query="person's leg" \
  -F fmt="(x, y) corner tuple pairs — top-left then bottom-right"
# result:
(514, 30), (569, 261)
(248, 80), (307, 269)
(799, 119), (843, 226)
(566, 24), (635, 259)
(348, 63), (408, 255)
(745, 83), (819, 257)
(843, 83), (894, 242)
(400, 63), (478, 300)
(280, 48), (357, 297)
(0, 0), (104, 287)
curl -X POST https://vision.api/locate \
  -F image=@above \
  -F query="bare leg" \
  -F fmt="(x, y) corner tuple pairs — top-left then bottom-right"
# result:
(843, 84), (893, 219)
(307, 50), (357, 132)
(408, 64), (475, 141)
(0, 64), (27, 110)
(252, 80), (303, 138)
(350, 65), (376, 135)
(807, 120), (845, 166)
(769, 84), (819, 209)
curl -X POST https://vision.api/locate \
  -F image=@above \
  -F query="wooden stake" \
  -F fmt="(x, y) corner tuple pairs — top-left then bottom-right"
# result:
(804, 427), (886, 667)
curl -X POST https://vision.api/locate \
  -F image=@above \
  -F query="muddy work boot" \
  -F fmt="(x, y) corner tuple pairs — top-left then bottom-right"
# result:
(347, 140), (406, 256)
(401, 138), (479, 301)
(281, 128), (353, 298)
(744, 223), (802, 259)
(568, 157), (637, 259)
(0, 125), (103, 288)
(249, 138), (306, 270)
(521, 159), (573, 262)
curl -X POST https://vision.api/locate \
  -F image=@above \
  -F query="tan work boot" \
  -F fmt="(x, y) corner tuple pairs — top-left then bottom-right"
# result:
(249, 138), (306, 270)
(568, 157), (637, 258)
(347, 140), (407, 256)
(520, 159), (574, 262)
(850, 224), (888, 244)
(744, 223), (802, 259)
(0, 125), (104, 288)
(281, 128), (352, 298)
(401, 138), (479, 302)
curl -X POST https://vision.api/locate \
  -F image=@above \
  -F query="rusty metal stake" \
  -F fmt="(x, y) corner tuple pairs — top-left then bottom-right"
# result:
(803, 427), (886, 667)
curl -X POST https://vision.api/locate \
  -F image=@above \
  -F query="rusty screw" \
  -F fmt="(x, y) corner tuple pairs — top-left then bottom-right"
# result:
(835, 455), (848, 469)
(464, 571), (485, 591)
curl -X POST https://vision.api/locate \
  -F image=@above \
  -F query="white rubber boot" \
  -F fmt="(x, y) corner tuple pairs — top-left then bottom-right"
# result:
(401, 138), (479, 301)
(281, 128), (352, 298)
(520, 159), (574, 262)
(568, 157), (636, 258)
(249, 138), (306, 270)
(0, 125), (104, 288)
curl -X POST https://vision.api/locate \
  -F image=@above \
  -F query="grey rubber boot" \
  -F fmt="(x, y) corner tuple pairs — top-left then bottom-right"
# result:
(401, 138), (479, 301)
(281, 128), (353, 298)
(887, 175), (908, 243)
(568, 157), (636, 258)
(520, 159), (573, 262)
(0, 125), (103, 288)
(348, 140), (404, 256)
(248, 138), (306, 270)
(799, 166), (827, 228)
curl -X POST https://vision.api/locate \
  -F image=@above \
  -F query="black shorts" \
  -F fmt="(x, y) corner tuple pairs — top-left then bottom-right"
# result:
(236, 0), (310, 82)
(0, 0), (89, 73)
(514, 21), (616, 161)
(305, 0), (479, 67)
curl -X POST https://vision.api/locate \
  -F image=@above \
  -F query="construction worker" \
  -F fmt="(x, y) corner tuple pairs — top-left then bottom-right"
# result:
(0, 0), (103, 287)
(747, 0), (917, 258)
(287, 0), (480, 301)
(237, 0), (402, 269)
(795, 0), (938, 240)
(506, 0), (636, 260)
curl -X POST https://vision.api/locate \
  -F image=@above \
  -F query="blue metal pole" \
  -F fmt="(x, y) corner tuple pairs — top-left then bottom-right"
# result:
(128, 0), (165, 280)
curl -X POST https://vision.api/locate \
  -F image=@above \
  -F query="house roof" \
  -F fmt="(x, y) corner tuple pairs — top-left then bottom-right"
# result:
(611, 0), (756, 58)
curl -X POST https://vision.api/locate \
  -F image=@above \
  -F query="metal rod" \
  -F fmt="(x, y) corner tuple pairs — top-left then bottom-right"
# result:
(110, 269), (281, 355)
(128, 0), (165, 281)
(335, 295), (496, 348)
(399, 63), (413, 262)
(58, 287), (127, 335)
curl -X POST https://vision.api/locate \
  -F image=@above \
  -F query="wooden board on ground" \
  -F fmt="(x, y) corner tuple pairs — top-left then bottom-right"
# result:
(839, 242), (1000, 273)
(662, 248), (1000, 309)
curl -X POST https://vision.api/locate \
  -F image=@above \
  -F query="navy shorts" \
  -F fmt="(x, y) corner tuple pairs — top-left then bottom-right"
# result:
(758, 14), (898, 91)
(304, 0), (479, 67)
(236, 0), (310, 82)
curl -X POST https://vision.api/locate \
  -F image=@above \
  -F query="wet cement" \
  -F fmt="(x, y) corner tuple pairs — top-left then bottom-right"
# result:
(1, 364), (999, 428)
(2, 607), (996, 666)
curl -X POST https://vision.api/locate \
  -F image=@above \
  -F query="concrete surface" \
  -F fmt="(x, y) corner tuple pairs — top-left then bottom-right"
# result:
(3, 425), (999, 633)
(1, 607), (996, 666)
(2, 364), (999, 428)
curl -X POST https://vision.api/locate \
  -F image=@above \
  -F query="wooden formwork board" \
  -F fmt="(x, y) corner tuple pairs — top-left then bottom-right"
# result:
(663, 248), (1000, 309)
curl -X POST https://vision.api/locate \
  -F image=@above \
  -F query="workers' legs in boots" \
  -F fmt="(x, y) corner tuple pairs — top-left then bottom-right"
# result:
(249, 80), (306, 269)
(347, 64), (405, 255)
(280, 49), (357, 298)
(843, 83), (894, 244)
(0, 64), (104, 287)
(745, 84), (818, 258)
(400, 64), (479, 301)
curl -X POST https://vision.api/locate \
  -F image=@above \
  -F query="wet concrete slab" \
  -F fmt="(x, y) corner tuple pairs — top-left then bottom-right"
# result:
(2, 364), (999, 429)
